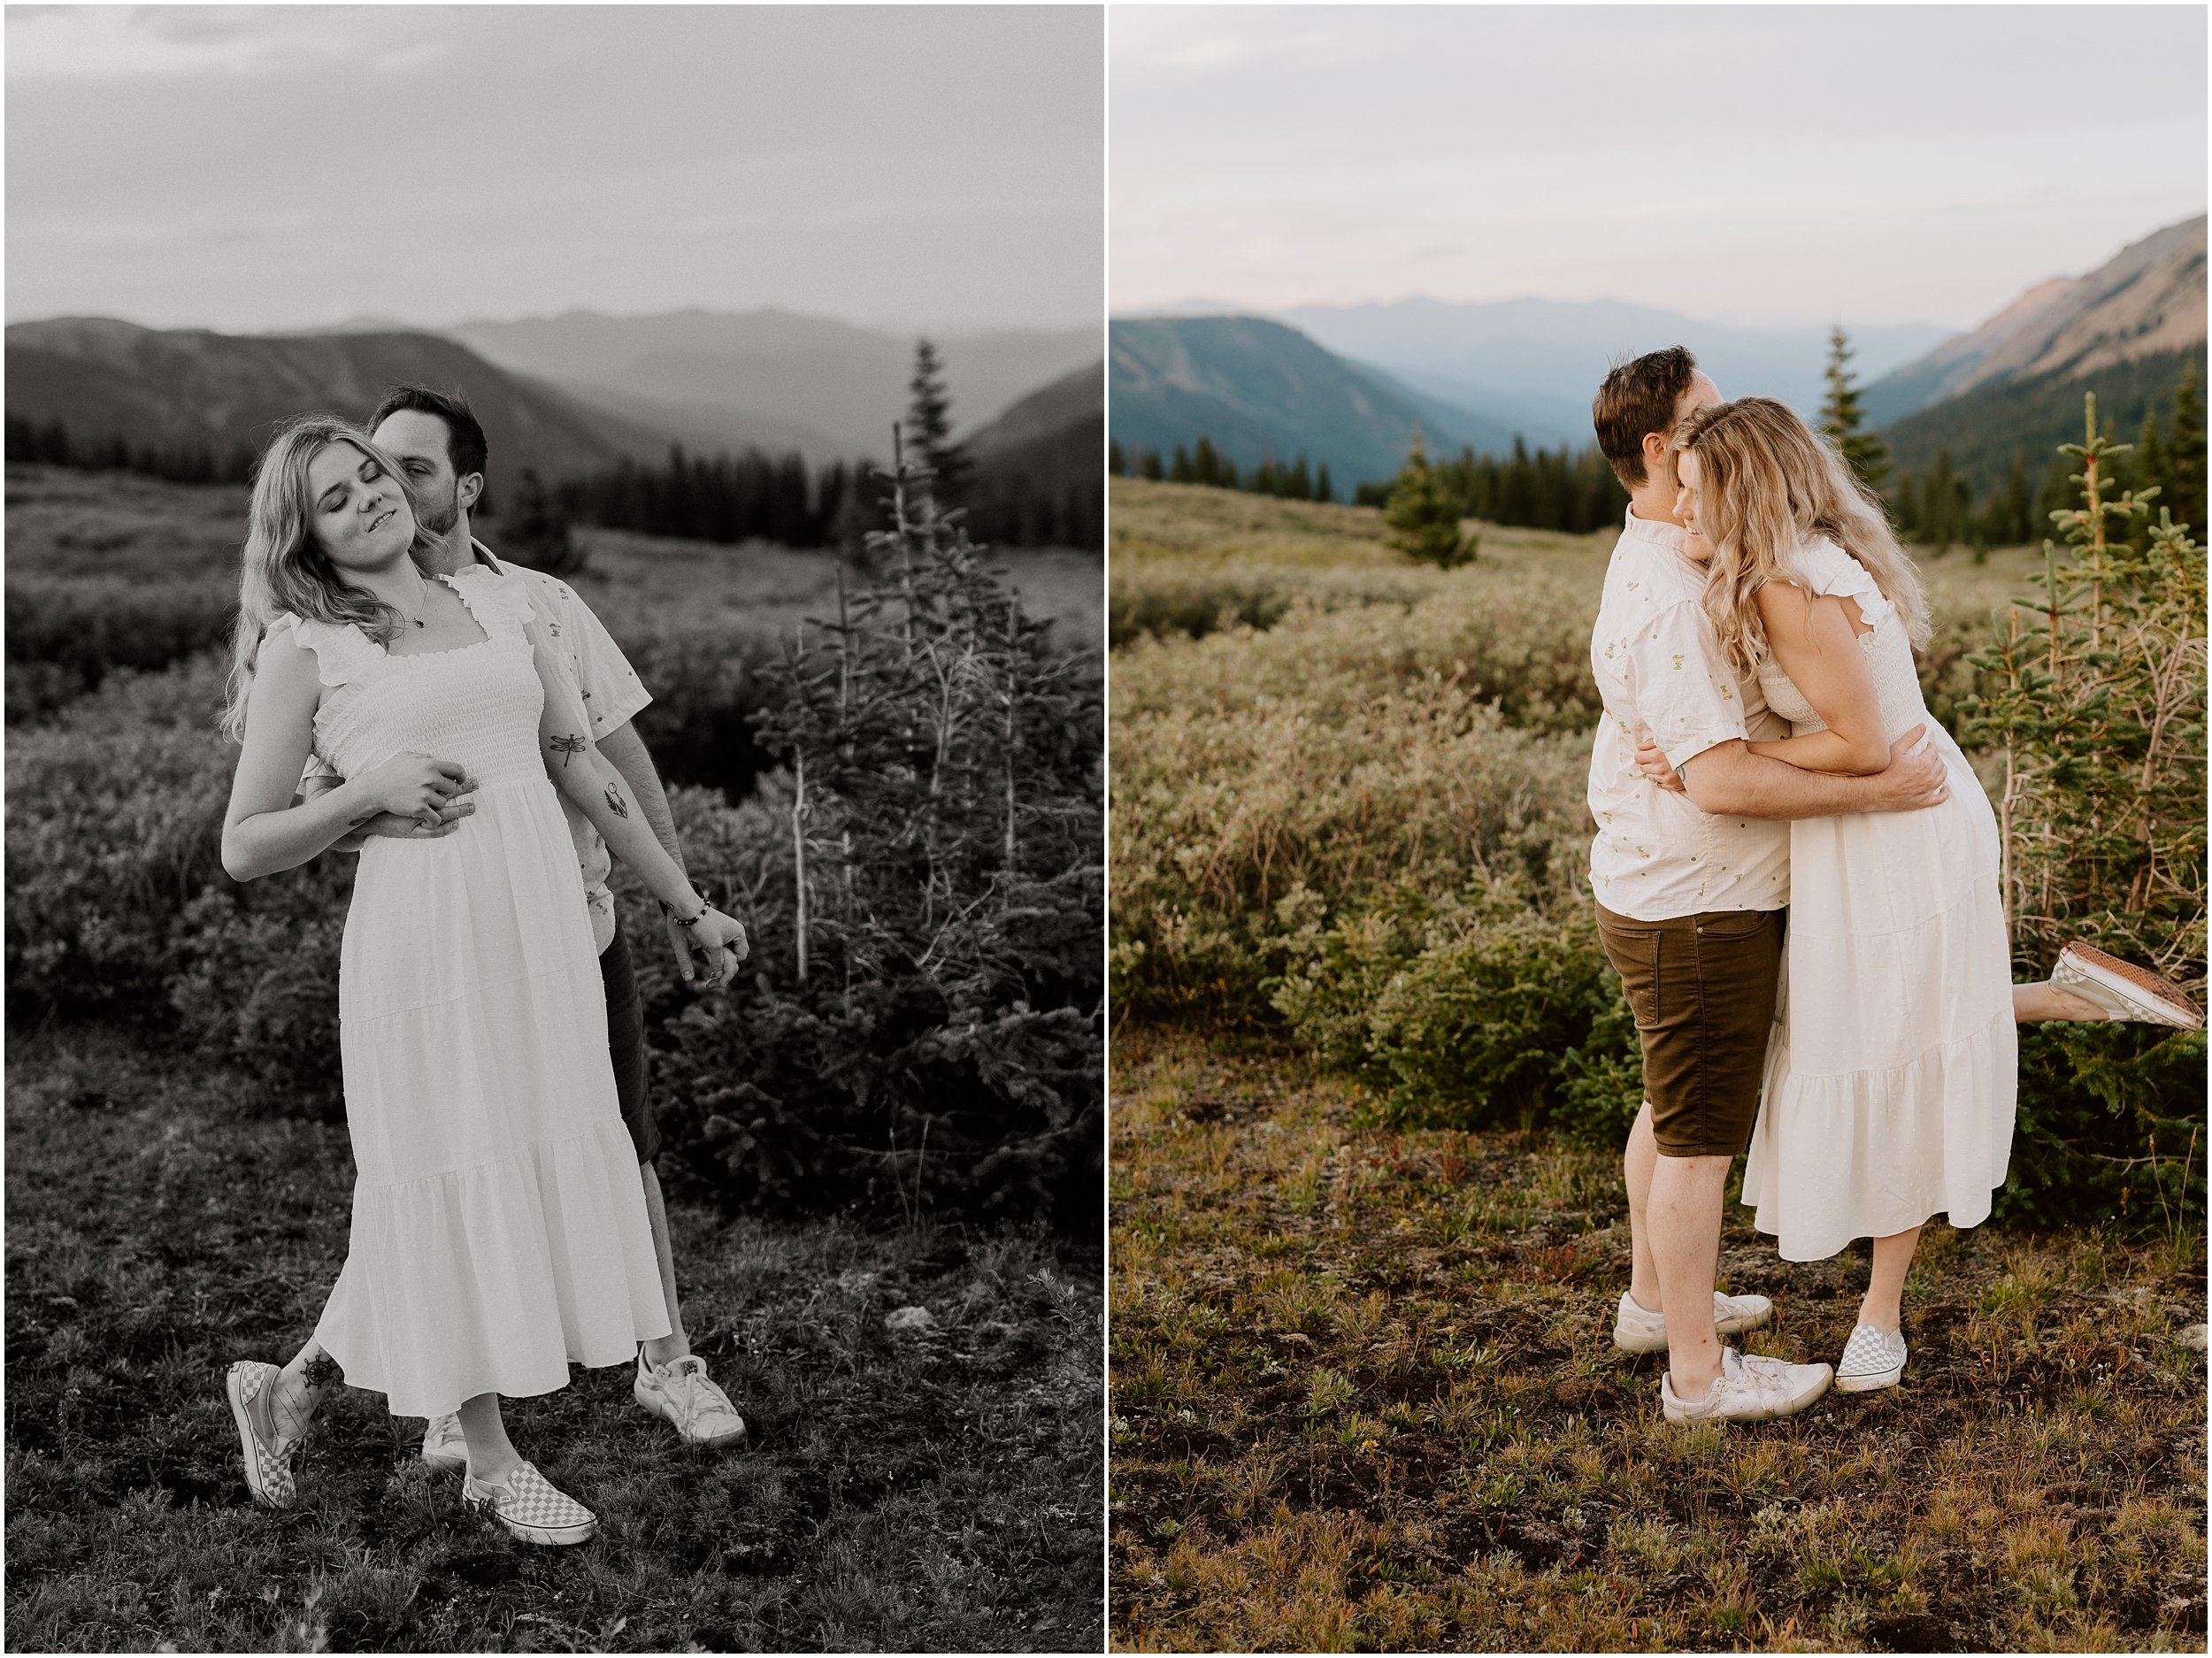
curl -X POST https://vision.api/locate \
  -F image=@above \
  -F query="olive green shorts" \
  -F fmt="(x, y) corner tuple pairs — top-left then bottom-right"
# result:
(1594, 902), (1785, 1159)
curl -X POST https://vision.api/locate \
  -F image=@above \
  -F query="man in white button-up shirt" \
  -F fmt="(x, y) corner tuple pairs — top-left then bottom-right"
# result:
(1584, 349), (1949, 1422)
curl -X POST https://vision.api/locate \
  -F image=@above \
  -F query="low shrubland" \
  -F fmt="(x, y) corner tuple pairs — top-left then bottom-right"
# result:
(1109, 477), (2206, 1227)
(6, 464), (1102, 1232)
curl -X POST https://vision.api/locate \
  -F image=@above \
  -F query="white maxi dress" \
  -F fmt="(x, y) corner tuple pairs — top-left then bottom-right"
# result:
(1740, 538), (2018, 1261)
(272, 566), (668, 1418)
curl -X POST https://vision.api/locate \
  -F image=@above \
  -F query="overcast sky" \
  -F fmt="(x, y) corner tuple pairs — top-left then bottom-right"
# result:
(1111, 4), (2208, 330)
(8, 5), (1102, 334)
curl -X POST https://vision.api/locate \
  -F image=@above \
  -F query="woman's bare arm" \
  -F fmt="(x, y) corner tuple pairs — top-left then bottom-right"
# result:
(220, 633), (444, 880)
(1744, 582), (1892, 776)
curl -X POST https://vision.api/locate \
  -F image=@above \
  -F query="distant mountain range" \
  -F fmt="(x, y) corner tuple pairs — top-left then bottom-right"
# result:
(1868, 215), (2206, 495)
(1274, 298), (1948, 443)
(440, 308), (1100, 460)
(1110, 315), (1522, 487)
(6, 313), (1104, 522)
(1111, 214), (2207, 497)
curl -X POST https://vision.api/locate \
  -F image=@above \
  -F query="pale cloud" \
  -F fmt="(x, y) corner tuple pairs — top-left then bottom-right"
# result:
(8, 6), (1103, 334)
(1110, 4), (2208, 329)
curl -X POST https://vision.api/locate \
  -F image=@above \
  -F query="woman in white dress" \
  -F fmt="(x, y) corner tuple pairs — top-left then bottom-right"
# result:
(1663, 397), (2201, 1395)
(217, 416), (748, 1544)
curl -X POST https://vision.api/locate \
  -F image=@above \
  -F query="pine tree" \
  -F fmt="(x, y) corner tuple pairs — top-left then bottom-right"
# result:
(2168, 365), (2205, 534)
(1820, 326), (1891, 495)
(502, 467), (588, 576)
(1109, 439), (1126, 477)
(1383, 434), (1478, 569)
(1962, 393), (2204, 1222)
(904, 338), (973, 509)
(1314, 462), (1333, 504)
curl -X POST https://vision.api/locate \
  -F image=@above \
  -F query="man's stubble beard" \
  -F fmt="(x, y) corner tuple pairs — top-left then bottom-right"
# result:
(417, 484), (459, 539)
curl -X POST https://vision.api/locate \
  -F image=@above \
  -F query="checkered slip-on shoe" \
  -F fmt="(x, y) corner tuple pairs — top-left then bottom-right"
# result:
(2052, 942), (2204, 1029)
(1612, 1289), (1775, 1354)
(634, 1354), (748, 1446)
(1833, 1323), (1909, 1393)
(420, 1414), (467, 1472)
(462, 1460), (597, 1546)
(225, 1361), (298, 1510)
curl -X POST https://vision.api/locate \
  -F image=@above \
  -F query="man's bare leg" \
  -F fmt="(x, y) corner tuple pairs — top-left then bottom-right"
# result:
(1649, 1152), (1732, 1398)
(1624, 1101), (1663, 1312)
(638, 1162), (691, 1369)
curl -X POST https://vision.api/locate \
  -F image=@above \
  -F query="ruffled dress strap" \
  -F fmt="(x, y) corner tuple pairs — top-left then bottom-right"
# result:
(1786, 536), (1893, 630)
(442, 564), (538, 642)
(266, 610), (388, 688)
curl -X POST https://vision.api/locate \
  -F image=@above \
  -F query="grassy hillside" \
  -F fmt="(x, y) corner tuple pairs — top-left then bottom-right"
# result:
(1109, 317), (1513, 490)
(1881, 349), (2201, 500)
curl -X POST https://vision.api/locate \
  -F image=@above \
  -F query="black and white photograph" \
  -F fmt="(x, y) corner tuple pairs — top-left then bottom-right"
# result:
(6, 6), (1105, 1651)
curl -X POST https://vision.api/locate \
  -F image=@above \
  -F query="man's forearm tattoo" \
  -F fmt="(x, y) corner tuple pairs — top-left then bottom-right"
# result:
(550, 733), (588, 767)
(604, 784), (629, 820)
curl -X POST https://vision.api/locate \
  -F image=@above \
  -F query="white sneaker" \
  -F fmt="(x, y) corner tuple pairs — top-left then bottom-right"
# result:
(462, 1459), (597, 1547)
(1612, 1288), (1773, 1354)
(421, 1413), (467, 1471)
(1834, 1323), (1908, 1393)
(2051, 942), (2204, 1029)
(634, 1353), (747, 1446)
(1661, 1346), (1832, 1424)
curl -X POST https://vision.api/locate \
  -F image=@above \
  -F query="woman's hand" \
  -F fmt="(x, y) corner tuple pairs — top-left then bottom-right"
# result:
(358, 751), (477, 827)
(1635, 733), (1686, 792)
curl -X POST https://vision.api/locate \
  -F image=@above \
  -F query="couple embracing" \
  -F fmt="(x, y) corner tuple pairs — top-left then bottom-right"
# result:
(1585, 348), (2200, 1424)
(219, 389), (751, 1545)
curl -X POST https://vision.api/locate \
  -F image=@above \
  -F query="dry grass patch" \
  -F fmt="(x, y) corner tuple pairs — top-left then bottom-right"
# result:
(1109, 1031), (2207, 1652)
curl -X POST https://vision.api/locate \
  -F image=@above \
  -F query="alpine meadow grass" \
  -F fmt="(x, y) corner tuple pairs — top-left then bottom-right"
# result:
(1107, 476), (2207, 1651)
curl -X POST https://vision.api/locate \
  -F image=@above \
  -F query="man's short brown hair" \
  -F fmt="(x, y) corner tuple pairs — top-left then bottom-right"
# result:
(1593, 346), (1698, 490)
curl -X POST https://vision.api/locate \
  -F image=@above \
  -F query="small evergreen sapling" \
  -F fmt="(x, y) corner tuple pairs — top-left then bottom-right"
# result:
(1384, 434), (1478, 569)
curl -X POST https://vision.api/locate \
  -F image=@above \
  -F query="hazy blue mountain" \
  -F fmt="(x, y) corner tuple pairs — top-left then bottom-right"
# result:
(964, 358), (1103, 551)
(4, 317), (689, 503)
(1275, 296), (1949, 434)
(1110, 315), (1518, 488)
(443, 308), (1100, 458)
(1863, 214), (2207, 428)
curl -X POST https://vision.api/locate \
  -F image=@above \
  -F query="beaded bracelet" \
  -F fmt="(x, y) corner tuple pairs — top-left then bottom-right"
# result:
(659, 899), (709, 929)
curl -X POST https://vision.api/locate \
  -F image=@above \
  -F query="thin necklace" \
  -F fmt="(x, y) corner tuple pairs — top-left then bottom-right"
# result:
(396, 570), (434, 629)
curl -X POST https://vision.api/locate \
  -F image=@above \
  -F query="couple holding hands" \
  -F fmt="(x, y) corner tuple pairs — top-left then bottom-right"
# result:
(1584, 348), (2200, 1424)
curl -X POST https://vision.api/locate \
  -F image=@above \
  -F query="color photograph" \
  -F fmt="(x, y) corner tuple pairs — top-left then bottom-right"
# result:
(6, 6), (1105, 1651)
(1107, 5), (2207, 1650)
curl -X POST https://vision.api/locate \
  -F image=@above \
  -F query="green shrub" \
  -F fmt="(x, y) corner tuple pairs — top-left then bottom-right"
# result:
(4, 655), (353, 1107)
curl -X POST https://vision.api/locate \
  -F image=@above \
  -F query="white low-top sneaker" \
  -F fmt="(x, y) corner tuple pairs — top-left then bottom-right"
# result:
(634, 1353), (748, 1446)
(421, 1413), (467, 1471)
(1612, 1288), (1773, 1354)
(1833, 1323), (1908, 1393)
(1662, 1346), (1832, 1424)
(462, 1460), (596, 1546)
(2051, 942), (2204, 1029)
(224, 1361), (298, 1510)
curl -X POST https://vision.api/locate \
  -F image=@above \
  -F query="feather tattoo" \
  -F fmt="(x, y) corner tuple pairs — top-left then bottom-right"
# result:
(604, 784), (629, 819)
(550, 733), (588, 767)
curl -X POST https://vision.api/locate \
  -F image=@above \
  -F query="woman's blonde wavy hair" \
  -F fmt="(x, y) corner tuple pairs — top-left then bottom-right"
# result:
(220, 415), (439, 741)
(1667, 396), (1929, 679)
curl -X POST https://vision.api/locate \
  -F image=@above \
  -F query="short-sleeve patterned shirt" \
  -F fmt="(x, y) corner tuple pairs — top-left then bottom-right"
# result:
(1585, 508), (1790, 921)
(474, 541), (650, 954)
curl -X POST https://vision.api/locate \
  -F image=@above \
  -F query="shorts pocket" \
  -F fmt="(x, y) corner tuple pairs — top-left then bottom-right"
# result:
(1596, 916), (1663, 1031)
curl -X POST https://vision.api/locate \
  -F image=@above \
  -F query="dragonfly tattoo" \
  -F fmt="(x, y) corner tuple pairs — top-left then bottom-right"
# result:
(549, 733), (588, 767)
(604, 784), (629, 819)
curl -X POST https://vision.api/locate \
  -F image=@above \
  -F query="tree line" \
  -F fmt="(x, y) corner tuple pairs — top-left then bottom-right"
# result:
(6, 342), (1096, 554)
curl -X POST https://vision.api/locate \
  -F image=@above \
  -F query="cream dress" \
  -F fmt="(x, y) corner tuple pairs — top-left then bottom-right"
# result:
(1739, 538), (2017, 1260)
(272, 566), (668, 1417)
